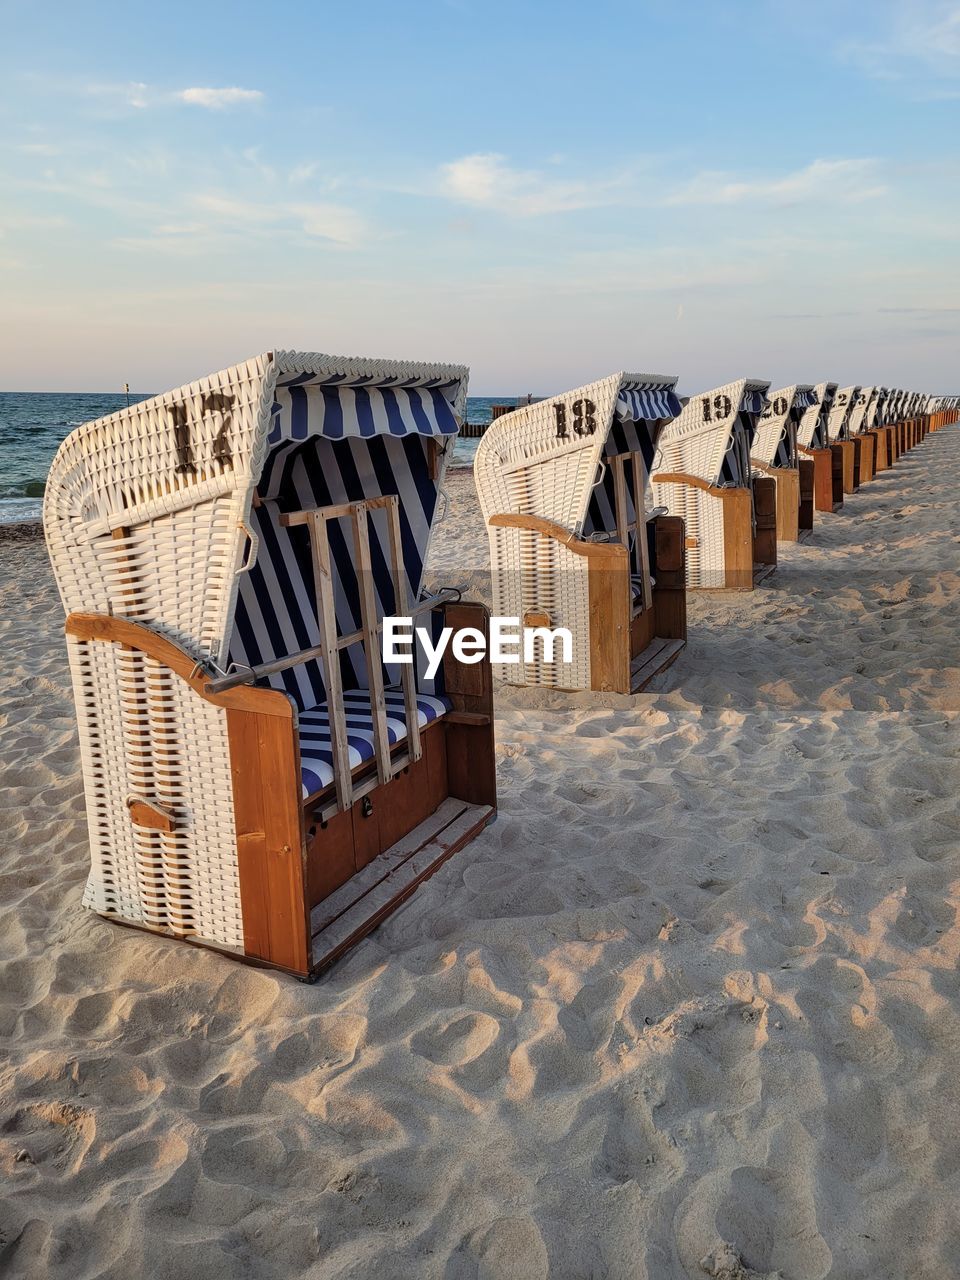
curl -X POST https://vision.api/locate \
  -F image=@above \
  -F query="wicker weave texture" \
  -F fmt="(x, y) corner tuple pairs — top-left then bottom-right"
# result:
(797, 383), (837, 448)
(752, 385), (799, 465)
(654, 379), (749, 484)
(489, 527), (592, 688)
(847, 387), (876, 436)
(475, 373), (626, 532)
(70, 635), (243, 949)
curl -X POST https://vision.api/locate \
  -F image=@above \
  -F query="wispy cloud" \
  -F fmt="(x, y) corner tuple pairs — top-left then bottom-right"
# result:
(64, 79), (263, 111)
(440, 152), (621, 215)
(438, 153), (888, 216)
(841, 1), (960, 81)
(665, 158), (886, 206)
(84, 80), (151, 109)
(192, 193), (371, 247)
(177, 87), (263, 109)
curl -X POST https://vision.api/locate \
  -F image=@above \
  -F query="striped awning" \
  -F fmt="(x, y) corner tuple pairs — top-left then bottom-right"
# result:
(794, 388), (819, 409)
(268, 382), (460, 445)
(616, 385), (682, 422)
(741, 390), (769, 415)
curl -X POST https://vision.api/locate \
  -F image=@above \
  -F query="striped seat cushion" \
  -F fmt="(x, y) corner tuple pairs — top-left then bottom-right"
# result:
(631, 574), (646, 603)
(298, 688), (452, 798)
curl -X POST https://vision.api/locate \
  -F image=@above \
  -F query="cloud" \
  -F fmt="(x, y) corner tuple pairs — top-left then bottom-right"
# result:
(439, 152), (619, 215)
(83, 80), (151, 109)
(177, 87), (263, 109)
(841, 2), (960, 81)
(193, 193), (370, 246)
(664, 158), (886, 206)
(438, 153), (888, 217)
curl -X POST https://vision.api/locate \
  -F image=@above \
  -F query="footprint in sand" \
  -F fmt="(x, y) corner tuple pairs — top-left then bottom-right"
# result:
(2, 1101), (96, 1177)
(713, 1164), (832, 1280)
(410, 1011), (501, 1067)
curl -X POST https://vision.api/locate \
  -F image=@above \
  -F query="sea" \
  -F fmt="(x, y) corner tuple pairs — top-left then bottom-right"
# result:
(0, 392), (507, 524)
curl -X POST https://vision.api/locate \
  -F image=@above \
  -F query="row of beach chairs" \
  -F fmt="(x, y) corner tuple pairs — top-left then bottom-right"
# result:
(44, 353), (959, 978)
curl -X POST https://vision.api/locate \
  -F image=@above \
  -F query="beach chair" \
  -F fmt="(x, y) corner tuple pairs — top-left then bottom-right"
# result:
(846, 387), (879, 483)
(474, 372), (687, 693)
(649, 379), (774, 590)
(749, 384), (819, 542)
(930, 395), (960, 431)
(824, 385), (861, 494)
(44, 350), (497, 979)
(796, 382), (845, 511)
(864, 387), (892, 470)
(886, 389), (906, 460)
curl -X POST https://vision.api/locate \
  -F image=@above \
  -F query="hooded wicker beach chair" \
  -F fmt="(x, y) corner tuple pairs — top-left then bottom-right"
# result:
(846, 387), (879, 484)
(865, 387), (894, 469)
(824, 385), (861, 494)
(796, 382), (845, 512)
(44, 350), (497, 979)
(886, 389), (907, 460)
(649, 378), (774, 590)
(906, 392), (929, 447)
(474, 372), (687, 693)
(749, 384), (819, 542)
(928, 395), (960, 431)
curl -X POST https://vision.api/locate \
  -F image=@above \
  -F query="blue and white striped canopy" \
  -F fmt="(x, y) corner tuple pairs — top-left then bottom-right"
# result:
(741, 389), (769, 415)
(794, 388), (819, 409)
(268, 381), (460, 445)
(616, 384), (682, 423)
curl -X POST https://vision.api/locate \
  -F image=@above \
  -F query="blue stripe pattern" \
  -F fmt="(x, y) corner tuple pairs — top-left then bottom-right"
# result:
(584, 419), (659, 544)
(268, 383), (459, 445)
(298, 689), (451, 798)
(741, 390), (769, 415)
(228, 432), (445, 713)
(617, 386), (682, 422)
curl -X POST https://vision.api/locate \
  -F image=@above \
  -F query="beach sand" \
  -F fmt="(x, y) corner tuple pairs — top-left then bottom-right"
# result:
(2, 432), (959, 1279)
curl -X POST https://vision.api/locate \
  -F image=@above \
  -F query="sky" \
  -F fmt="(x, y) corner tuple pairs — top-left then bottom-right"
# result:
(1, 0), (959, 395)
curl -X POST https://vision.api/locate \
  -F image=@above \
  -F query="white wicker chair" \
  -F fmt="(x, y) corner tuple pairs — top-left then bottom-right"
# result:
(45, 350), (497, 978)
(928, 396), (960, 431)
(846, 387), (881, 482)
(796, 381), (849, 511)
(474, 372), (687, 693)
(823, 385), (862, 493)
(750, 384), (819, 542)
(650, 378), (775, 590)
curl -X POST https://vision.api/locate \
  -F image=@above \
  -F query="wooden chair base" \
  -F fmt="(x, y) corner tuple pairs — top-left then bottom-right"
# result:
(773, 467), (800, 542)
(858, 434), (875, 484)
(798, 459), (816, 532)
(837, 439), (858, 494)
(801, 448), (843, 513)
(310, 798), (494, 974)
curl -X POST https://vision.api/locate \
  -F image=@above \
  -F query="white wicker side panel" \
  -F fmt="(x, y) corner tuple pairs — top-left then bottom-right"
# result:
(474, 374), (623, 530)
(45, 354), (272, 668)
(69, 635), (243, 950)
(750, 418), (783, 465)
(89, 496), (243, 664)
(652, 482), (724, 589)
(488, 526), (591, 689)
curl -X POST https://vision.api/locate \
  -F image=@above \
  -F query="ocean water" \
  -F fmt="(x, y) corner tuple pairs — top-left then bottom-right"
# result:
(0, 391), (508, 523)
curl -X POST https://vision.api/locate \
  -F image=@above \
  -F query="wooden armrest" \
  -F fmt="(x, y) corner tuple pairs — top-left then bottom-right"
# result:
(749, 458), (788, 476)
(650, 472), (742, 499)
(65, 612), (294, 719)
(487, 513), (626, 562)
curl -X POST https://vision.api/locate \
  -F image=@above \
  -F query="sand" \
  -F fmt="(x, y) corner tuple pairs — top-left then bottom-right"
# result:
(2, 432), (959, 1279)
